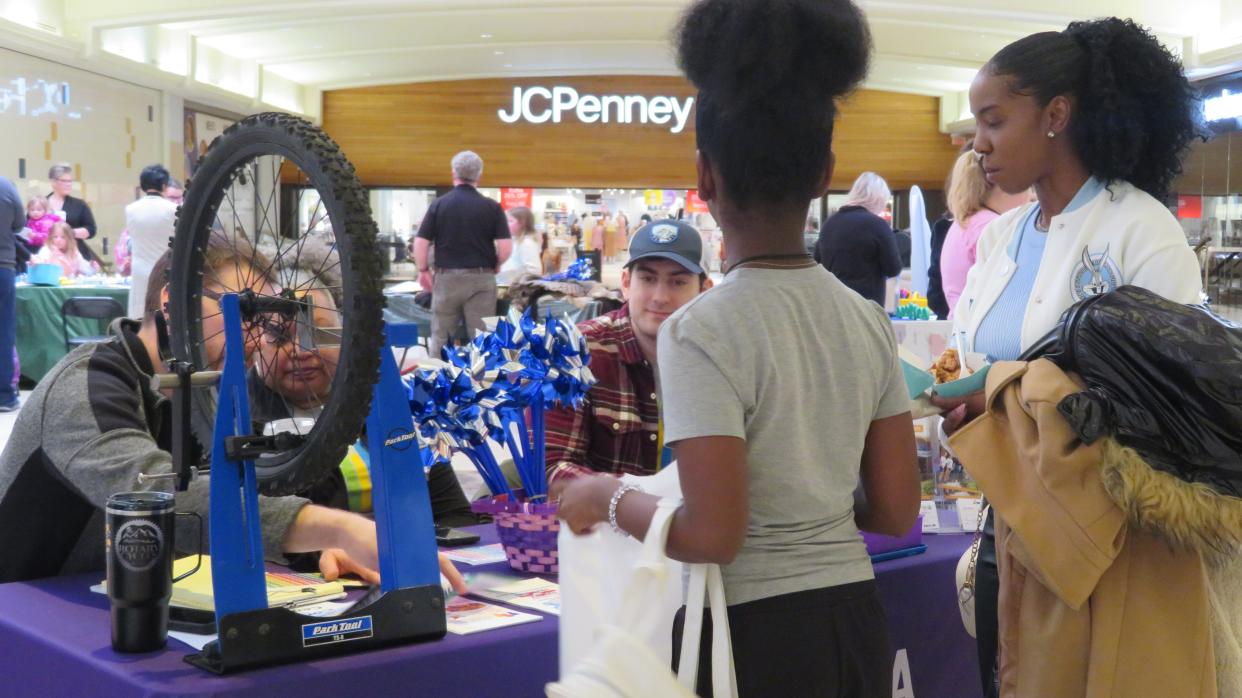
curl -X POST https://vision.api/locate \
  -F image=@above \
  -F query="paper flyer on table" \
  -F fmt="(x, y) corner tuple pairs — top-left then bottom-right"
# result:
(446, 598), (543, 635)
(441, 543), (507, 566)
(169, 630), (216, 651)
(469, 573), (561, 616)
(919, 500), (941, 533)
(955, 497), (985, 532)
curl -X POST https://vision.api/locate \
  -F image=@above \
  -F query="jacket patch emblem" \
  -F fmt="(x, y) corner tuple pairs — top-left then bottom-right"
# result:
(1070, 244), (1121, 301)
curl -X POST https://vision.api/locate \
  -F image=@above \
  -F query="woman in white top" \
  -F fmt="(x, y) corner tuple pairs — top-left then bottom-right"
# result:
(933, 18), (1203, 697)
(496, 206), (543, 283)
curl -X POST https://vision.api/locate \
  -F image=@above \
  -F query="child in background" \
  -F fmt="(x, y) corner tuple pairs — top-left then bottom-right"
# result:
(23, 196), (61, 251)
(32, 222), (99, 278)
(115, 229), (132, 276)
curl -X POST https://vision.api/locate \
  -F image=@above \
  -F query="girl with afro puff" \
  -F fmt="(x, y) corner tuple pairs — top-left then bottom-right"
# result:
(556, 0), (922, 695)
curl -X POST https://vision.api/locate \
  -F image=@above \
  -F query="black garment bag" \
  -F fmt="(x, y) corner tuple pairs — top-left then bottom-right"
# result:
(1020, 285), (1242, 499)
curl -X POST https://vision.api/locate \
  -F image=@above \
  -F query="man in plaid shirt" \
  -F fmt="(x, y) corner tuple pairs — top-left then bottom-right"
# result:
(546, 220), (712, 495)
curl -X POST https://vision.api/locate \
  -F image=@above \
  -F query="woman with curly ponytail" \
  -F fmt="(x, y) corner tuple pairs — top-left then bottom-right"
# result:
(556, 0), (921, 694)
(936, 17), (1213, 698)
(971, 19), (1200, 204)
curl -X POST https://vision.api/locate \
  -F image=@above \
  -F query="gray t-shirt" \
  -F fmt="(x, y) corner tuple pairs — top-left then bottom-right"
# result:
(658, 265), (908, 605)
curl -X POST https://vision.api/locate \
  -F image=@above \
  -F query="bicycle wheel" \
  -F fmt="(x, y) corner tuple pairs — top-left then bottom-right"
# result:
(169, 112), (384, 496)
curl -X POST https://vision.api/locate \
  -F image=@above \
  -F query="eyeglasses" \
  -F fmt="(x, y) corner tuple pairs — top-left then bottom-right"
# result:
(201, 289), (282, 344)
(260, 317), (295, 346)
(54, 178), (73, 184)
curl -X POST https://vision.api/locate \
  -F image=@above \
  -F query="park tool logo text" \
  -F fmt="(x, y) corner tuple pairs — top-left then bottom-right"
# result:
(302, 616), (374, 648)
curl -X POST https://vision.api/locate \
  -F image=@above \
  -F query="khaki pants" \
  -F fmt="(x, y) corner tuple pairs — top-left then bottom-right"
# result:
(430, 268), (497, 357)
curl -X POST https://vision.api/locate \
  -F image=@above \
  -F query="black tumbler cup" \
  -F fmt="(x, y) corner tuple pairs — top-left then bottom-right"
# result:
(105, 491), (201, 653)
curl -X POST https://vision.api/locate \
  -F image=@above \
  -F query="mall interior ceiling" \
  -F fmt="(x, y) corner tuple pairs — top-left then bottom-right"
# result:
(2, 0), (1239, 131)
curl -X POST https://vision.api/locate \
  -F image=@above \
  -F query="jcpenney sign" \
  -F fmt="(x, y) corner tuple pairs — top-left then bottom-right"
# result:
(498, 86), (695, 134)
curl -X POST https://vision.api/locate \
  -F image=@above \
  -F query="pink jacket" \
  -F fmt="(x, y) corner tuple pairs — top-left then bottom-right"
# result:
(23, 213), (61, 247)
(940, 209), (998, 318)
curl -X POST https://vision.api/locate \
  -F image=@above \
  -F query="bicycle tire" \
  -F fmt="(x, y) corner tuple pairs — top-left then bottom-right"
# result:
(169, 112), (384, 496)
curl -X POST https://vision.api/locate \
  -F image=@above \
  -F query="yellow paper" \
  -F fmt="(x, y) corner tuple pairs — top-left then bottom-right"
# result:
(167, 556), (347, 611)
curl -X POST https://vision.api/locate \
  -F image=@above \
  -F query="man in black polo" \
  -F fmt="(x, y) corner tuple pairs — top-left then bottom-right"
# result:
(413, 151), (512, 356)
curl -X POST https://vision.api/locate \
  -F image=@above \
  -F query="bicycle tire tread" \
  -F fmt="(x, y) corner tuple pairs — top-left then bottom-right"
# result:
(169, 112), (384, 497)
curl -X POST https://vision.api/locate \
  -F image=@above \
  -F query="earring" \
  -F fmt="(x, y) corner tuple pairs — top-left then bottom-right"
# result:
(1047, 130), (1056, 139)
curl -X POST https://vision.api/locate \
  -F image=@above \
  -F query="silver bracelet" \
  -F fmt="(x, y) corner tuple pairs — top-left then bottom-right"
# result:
(608, 483), (644, 536)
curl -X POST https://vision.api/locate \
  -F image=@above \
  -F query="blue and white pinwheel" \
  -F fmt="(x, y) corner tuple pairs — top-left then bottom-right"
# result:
(409, 308), (595, 502)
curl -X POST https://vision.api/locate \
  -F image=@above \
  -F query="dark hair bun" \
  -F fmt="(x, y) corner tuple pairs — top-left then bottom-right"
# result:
(676, 0), (870, 110)
(674, 0), (872, 208)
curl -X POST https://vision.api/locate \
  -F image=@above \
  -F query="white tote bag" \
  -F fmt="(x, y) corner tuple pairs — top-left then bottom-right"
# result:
(676, 561), (738, 697)
(558, 466), (685, 676)
(547, 496), (738, 698)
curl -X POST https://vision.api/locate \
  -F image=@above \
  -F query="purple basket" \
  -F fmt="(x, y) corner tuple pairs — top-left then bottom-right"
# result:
(471, 496), (560, 575)
(862, 515), (923, 556)
(493, 511), (560, 574)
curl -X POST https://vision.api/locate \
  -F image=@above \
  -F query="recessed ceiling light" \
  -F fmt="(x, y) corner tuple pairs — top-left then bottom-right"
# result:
(481, 33), (492, 39)
(494, 50), (504, 56)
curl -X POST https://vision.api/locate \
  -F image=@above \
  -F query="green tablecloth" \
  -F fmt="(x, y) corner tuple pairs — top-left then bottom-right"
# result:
(16, 284), (129, 384)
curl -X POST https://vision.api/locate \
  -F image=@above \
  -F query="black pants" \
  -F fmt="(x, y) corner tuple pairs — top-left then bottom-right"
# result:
(975, 510), (1000, 698)
(671, 580), (890, 698)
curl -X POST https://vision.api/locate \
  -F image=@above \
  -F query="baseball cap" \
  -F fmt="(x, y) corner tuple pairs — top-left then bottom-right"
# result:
(625, 219), (704, 275)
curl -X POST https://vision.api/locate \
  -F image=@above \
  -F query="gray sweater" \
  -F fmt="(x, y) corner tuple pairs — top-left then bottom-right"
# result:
(0, 176), (23, 269)
(0, 319), (308, 582)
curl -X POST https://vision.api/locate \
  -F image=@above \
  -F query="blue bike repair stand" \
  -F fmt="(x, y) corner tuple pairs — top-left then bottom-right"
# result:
(185, 294), (446, 674)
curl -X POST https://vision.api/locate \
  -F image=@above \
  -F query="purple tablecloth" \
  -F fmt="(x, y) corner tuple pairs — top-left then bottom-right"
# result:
(878, 533), (983, 698)
(0, 525), (978, 697)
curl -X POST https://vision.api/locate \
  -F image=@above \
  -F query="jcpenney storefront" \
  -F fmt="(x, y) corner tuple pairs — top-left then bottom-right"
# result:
(319, 75), (960, 272)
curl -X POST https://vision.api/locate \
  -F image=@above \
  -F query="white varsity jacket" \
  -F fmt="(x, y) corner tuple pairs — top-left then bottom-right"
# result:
(953, 178), (1202, 353)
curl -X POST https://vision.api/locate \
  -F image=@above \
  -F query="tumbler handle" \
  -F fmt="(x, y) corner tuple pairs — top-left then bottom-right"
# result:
(172, 511), (204, 583)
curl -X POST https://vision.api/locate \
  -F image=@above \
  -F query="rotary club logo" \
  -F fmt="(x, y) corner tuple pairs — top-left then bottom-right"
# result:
(114, 520), (164, 572)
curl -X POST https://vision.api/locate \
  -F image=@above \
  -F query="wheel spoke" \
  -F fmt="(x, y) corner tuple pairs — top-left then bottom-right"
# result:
(292, 259), (342, 293)
(168, 114), (383, 495)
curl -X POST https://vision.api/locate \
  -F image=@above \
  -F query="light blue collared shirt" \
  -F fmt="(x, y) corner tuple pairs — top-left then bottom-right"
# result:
(973, 177), (1105, 361)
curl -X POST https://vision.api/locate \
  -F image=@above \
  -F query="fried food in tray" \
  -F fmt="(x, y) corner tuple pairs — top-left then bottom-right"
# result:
(929, 348), (961, 384)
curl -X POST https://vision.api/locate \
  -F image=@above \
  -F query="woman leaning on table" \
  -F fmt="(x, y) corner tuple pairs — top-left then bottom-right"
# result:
(932, 18), (1203, 698)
